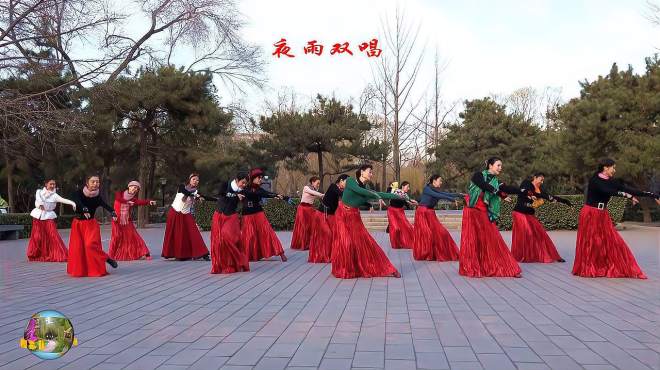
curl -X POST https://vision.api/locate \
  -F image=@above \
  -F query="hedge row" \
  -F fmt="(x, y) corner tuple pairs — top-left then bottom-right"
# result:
(193, 198), (300, 231)
(496, 195), (627, 230)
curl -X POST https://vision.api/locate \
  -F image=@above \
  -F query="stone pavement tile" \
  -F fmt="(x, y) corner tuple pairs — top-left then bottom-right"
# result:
(188, 355), (229, 370)
(206, 342), (244, 357)
(386, 323), (412, 334)
(353, 351), (384, 368)
(476, 353), (516, 370)
(444, 347), (478, 362)
(564, 348), (608, 365)
(448, 362), (483, 370)
(227, 335), (277, 366)
(385, 359), (417, 370)
(56, 355), (112, 370)
(502, 347), (542, 362)
(540, 355), (585, 370)
(266, 343), (301, 357)
(102, 346), (153, 364)
(332, 331), (360, 344)
(164, 349), (208, 365)
(324, 343), (356, 359)
(223, 331), (256, 343)
(416, 351), (450, 369)
(319, 358), (353, 370)
(385, 333), (413, 345)
(122, 355), (170, 370)
(254, 357), (290, 370)
(412, 328), (440, 340)
(287, 367), (320, 370)
(548, 335), (587, 350)
(220, 366), (253, 370)
(535, 324), (570, 336)
(582, 365), (619, 370)
(155, 365), (188, 370)
(187, 336), (225, 350)
(149, 342), (189, 356)
(626, 348), (660, 369)
(413, 339), (442, 352)
(526, 340), (564, 356)
(0, 355), (44, 370)
(385, 344), (415, 360)
(513, 363), (551, 370)
(585, 341), (652, 370)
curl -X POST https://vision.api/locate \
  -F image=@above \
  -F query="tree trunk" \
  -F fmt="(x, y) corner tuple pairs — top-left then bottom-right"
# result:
(317, 150), (324, 190)
(641, 200), (652, 223)
(5, 156), (14, 213)
(137, 122), (151, 228)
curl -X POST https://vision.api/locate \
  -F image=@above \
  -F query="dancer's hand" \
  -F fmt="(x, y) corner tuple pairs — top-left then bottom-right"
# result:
(530, 196), (537, 201)
(504, 196), (512, 203)
(237, 194), (245, 200)
(656, 198), (660, 206)
(72, 205), (76, 212)
(39, 205), (45, 210)
(149, 200), (157, 206)
(276, 194), (283, 200)
(379, 199), (386, 208)
(631, 197), (639, 206)
(410, 200), (418, 206)
(128, 201), (135, 206)
(84, 213), (91, 219)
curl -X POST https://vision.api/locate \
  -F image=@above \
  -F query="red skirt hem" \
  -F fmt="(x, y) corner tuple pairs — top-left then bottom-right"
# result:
(308, 210), (335, 263)
(387, 207), (414, 249)
(511, 211), (561, 263)
(161, 208), (209, 259)
(108, 221), (151, 261)
(211, 211), (250, 274)
(242, 211), (285, 261)
(67, 219), (109, 277)
(291, 203), (315, 250)
(27, 219), (68, 262)
(412, 206), (459, 261)
(572, 206), (646, 279)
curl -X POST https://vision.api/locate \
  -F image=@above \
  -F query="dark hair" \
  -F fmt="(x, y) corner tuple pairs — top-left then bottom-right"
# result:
(532, 172), (545, 178)
(44, 179), (56, 185)
(485, 156), (502, 169)
(235, 171), (249, 181)
(335, 174), (349, 184)
(309, 176), (320, 184)
(356, 164), (373, 178)
(427, 174), (442, 185)
(597, 158), (616, 174)
(401, 181), (410, 188)
(85, 174), (100, 185)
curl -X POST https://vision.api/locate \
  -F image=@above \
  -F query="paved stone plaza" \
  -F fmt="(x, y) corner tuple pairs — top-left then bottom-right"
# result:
(0, 223), (658, 370)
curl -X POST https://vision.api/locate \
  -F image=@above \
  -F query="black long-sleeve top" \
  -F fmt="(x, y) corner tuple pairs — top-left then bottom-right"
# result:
(241, 186), (278, 215)
(216, 180), (242, 216)
(318, 183), (342, 215)
(585, 175), (657, 207)
(513, 180), (553, 215)
(470, 171), (521, 195)
(389, 197), (408, 209)
(177, 185), (217, 201)
(72, 189), (115, 220)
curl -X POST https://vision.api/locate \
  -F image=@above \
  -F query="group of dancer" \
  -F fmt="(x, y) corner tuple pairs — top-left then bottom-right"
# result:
(25, 157), (659, 280)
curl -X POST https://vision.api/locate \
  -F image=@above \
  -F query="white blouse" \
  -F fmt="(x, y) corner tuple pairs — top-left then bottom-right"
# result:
(29, 188), (76, 220)
(171, 192), (196, 214)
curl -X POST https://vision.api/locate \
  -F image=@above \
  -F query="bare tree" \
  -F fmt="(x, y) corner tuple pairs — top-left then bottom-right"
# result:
(374, 5), (426, 181)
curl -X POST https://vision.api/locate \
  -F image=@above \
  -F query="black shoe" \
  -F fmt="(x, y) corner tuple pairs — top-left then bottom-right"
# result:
(107, 258), (118, 268)
(557, 258), (566, 263)
(385, 225), (390, 234)
(202, 254), (210, 261)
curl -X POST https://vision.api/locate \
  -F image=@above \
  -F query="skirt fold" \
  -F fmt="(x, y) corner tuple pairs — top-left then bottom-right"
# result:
(572, 206), (646, 279)
(412, 206), (459, 261)
(109, 221), (151, 261)
(387, 207), (414, 249)
(511, 211), (561, 263)
(211, 212), (249, 274)
(308, 210), (335, 263)
(290, 203), (315, 250)
(243, 211), (285, 261)
(161, 208), (209, 259)
(67, 219), (109, 277)
(27, 219), (68, 262)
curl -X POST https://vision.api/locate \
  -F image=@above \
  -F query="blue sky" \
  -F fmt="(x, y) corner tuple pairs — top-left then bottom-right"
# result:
(230, 0), (660, 115)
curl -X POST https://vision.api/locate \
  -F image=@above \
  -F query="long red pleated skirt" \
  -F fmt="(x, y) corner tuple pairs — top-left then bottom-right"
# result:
(211, 211), (249, 274)
(572, 205), (646, 279)
(387, 207), (414, 249)
(511, 211), (562, 263)
(67, 219), (109, 277)
(413, 206), (459, 261)
(108, 221), (150, 261)
(27, 219), (68, 262)
(291, 203), (315, 250)
(459, 195), (521, 277)
(331, 203), (399, 279)
(308, 210), (335, 263)
(242, 211), (285, 261)
(161, 208), (209, 259)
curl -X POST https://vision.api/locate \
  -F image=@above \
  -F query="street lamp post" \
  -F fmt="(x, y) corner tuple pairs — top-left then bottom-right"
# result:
(160, 178), (167, 206)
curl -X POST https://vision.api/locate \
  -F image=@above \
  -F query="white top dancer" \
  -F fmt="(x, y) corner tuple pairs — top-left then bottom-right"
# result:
(30, 185), (76, 220)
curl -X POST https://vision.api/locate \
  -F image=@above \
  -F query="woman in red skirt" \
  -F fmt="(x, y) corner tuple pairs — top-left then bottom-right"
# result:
(573, 158), (659, 279)
(108, 181), (156, 261)
(162, 173), (215, 261)
(27, 179), (77, 262)
(331, 164), (402, 278)
(387, 181), (418, 249)
(308, 174), (348, 263)
(511, 173), (572, 263)
(211, 172), (250, 274)
(291, 176), (324, 250)
(67, 175), (119, 277)
(413, 175), (462, 261)
(459, 157), (522, 278)
(242, 168), (288, 262)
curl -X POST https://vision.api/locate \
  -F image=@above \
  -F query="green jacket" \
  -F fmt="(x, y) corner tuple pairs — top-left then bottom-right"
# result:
(341, 177), (399, 208)
(0, 196), (7, 208)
